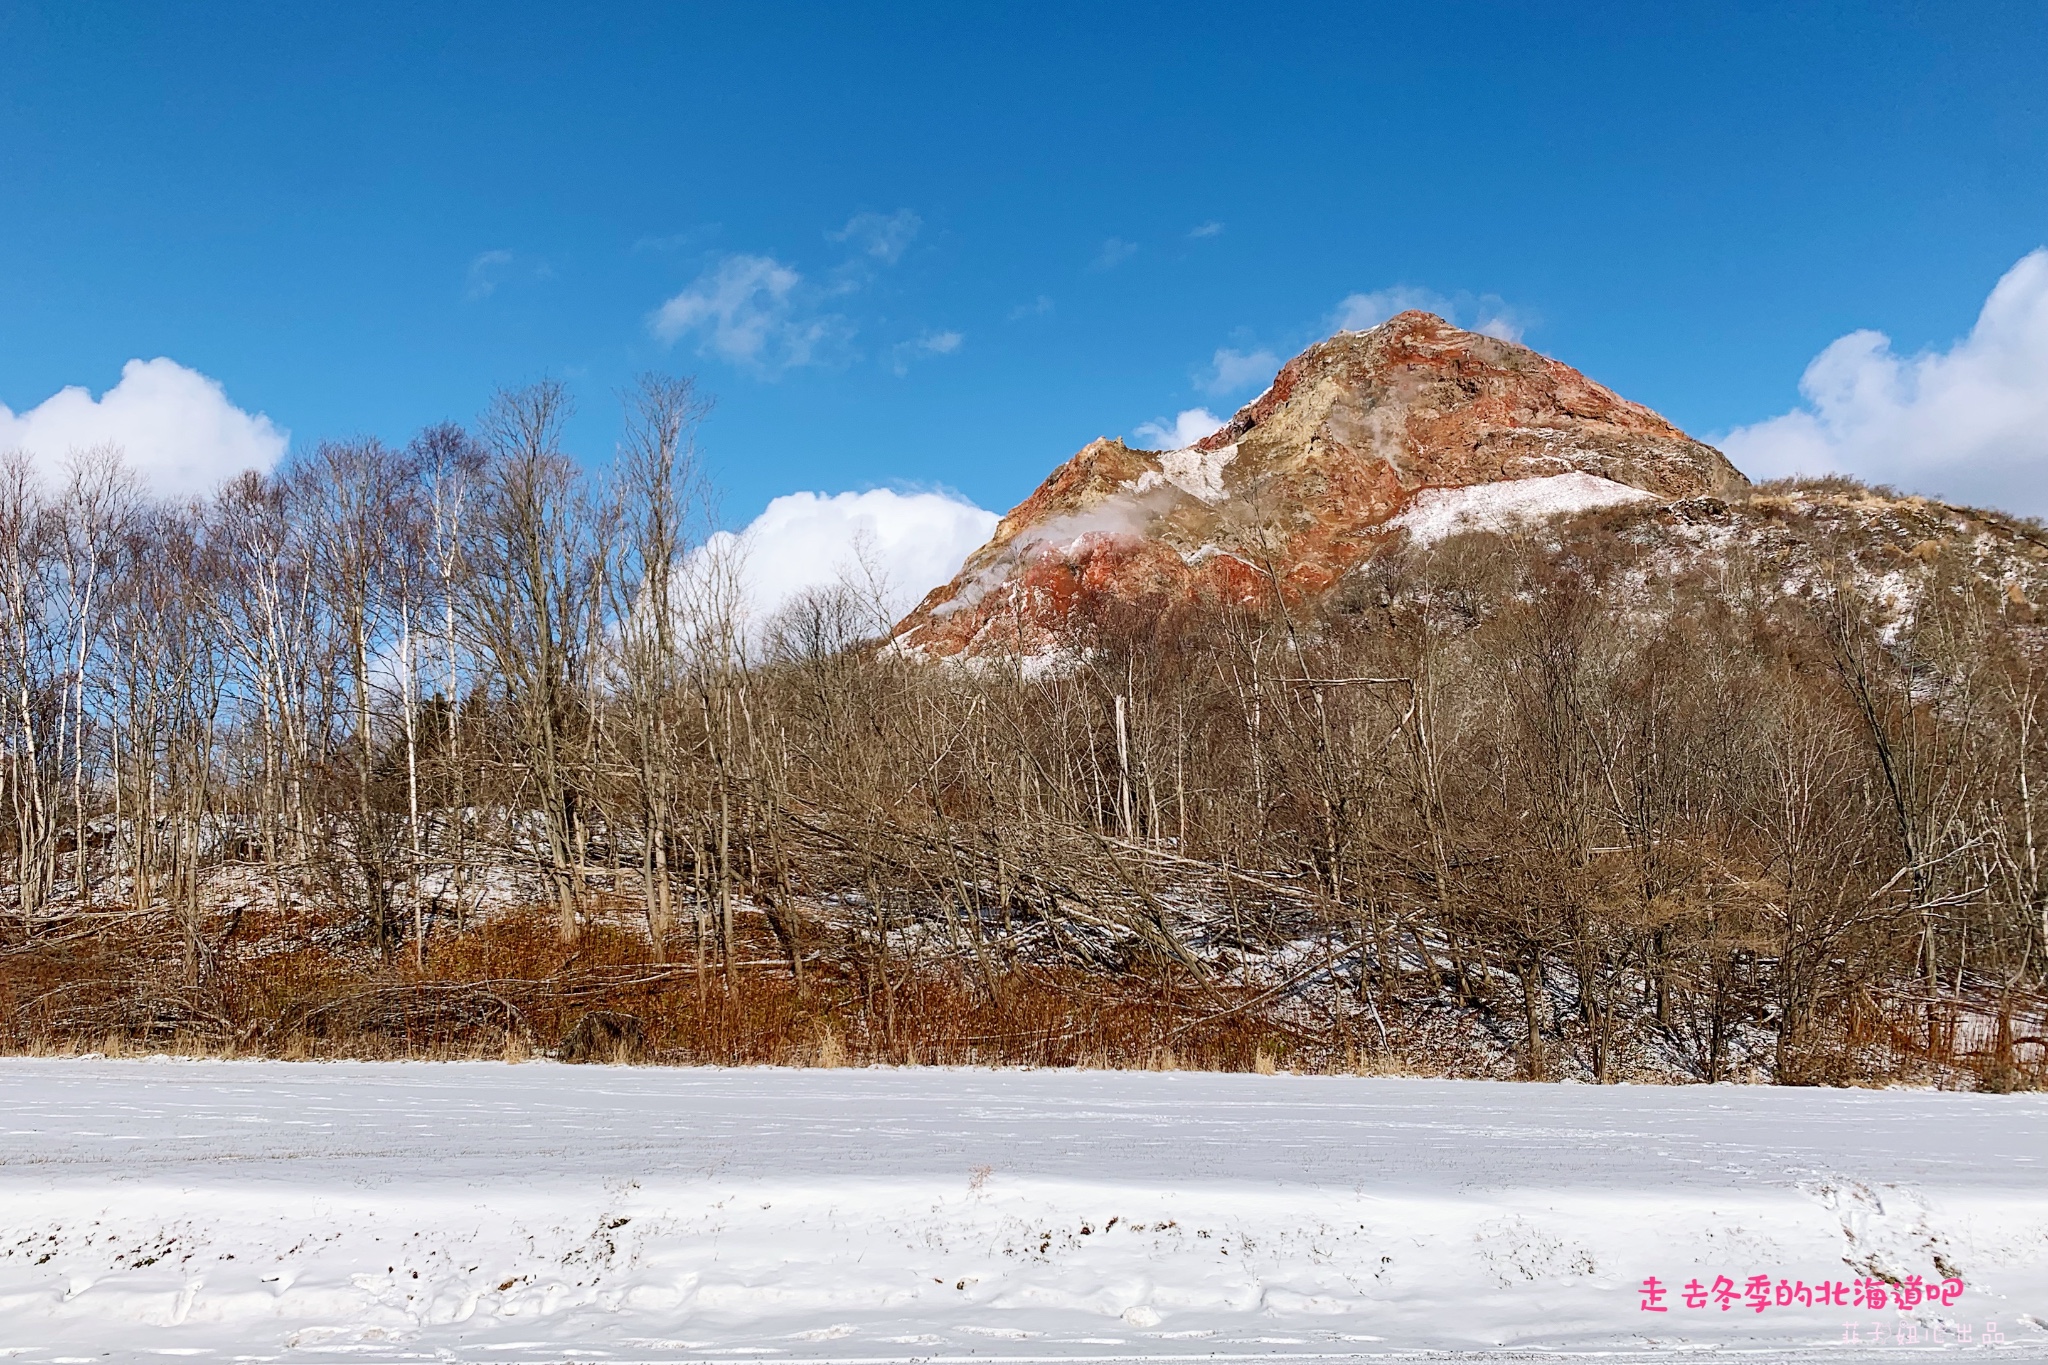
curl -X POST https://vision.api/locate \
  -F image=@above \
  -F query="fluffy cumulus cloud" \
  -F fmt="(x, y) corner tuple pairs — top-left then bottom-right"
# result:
(1133, 407), (1227, 451)
(703, 488), (999, 632)
(1334, 286), (1524, 342)
(0, 358), (287, 498)
(1720, 249), (2048, 517)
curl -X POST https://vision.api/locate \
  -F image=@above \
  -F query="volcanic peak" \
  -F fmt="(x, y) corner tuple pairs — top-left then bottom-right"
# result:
(892, 310), (1748, 659)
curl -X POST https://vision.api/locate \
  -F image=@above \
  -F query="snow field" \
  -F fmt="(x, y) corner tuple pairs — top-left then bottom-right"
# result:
(0, 1061), (2044, 1363)
(1387, 472), (1660, 545)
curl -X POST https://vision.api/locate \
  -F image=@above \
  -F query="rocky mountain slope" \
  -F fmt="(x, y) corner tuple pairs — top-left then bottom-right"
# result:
(892, 311), (1753, 658)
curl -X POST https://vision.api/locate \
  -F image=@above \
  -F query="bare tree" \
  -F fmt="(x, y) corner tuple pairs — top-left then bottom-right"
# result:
(607, 374), (711, 960)
(464, 382), (604, 944)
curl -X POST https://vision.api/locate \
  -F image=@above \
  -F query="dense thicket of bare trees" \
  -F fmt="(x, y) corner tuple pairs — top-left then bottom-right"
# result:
(0, 383), (2043, 1084)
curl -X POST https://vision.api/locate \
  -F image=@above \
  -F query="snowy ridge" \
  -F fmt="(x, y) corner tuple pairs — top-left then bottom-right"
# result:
(1, 1060), (2044, 1362)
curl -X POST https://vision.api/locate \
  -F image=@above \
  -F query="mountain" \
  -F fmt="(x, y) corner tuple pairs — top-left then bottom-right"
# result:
(891, 311), (1751, 659)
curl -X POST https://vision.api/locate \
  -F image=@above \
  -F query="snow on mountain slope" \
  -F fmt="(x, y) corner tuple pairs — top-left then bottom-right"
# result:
(1, 1059), (2044, 1362)
(1386, 472), (1659, 546)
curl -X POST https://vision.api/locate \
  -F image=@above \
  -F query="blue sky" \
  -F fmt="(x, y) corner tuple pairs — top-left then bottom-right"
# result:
(4, 3), (2046, 557)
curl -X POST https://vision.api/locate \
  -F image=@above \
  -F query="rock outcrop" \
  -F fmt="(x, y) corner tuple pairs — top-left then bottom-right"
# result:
(891, 311), (1748, 659)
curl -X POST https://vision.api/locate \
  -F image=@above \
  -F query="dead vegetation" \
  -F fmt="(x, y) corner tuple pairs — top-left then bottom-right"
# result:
(2, 392), (2046, 1087)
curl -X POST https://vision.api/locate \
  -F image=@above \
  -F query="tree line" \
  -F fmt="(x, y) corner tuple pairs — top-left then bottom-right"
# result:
(1, 378), (2043, 1085)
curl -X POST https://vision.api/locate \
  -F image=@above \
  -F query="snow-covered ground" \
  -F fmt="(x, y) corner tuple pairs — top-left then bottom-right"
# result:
(1, 1061), (2044, 1364)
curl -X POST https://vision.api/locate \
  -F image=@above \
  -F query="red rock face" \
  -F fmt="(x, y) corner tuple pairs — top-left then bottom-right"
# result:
(891, 311), (1748, 660)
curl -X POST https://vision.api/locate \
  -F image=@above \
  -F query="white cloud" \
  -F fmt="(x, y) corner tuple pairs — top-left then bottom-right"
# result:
(701, 488), (999, 633)
(650, 253), (849, 373)
(465, 249), (515, 300)
(1720, 249), (2048, 517)
(1092, 238), (1138, 271)
(1188, 221), (1224, 240)
(464, 249), (552, 301)
(0, 358), (287, 498)
(1201, 346), (1279, 397)
(829, 209), (922, 265)
(1333, 286), (1524, 342)
(1007, 295), (1054, 321)
(888, 330), (965, 376)
(1334, 286), (1443, 331)
(1133, 408), (1226, 451)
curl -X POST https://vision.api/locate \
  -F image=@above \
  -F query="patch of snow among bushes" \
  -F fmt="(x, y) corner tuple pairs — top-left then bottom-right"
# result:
(0, 1061), (2044, 1363)
(1390, 472), (1659, 546)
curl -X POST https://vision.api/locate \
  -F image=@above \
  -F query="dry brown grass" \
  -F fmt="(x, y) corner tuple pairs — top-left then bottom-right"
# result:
(0, 902), (1322, 1072)
(4, 898), (2042, 1087)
